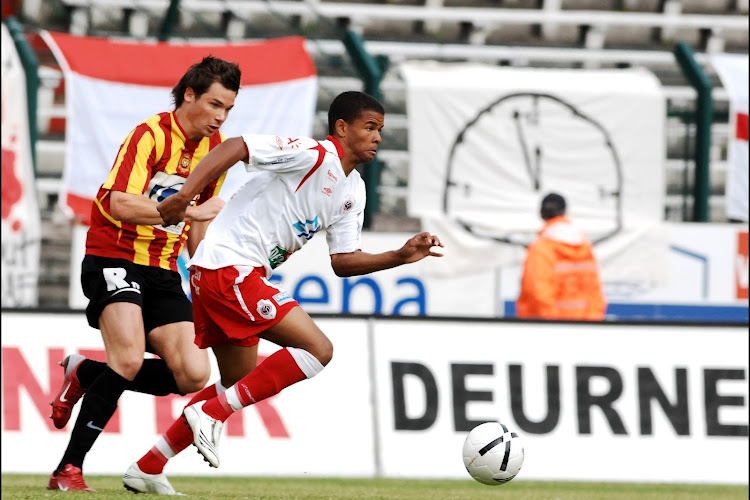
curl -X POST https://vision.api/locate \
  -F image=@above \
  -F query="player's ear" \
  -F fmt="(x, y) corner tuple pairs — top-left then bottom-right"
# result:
(334, 118), (347, 137)
(184, 87), (196, 104)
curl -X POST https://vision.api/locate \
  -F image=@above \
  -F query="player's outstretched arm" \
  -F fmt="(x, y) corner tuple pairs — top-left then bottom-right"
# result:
(110, 191), (167, 226)
(158, 137), (248, 225)
(330, 232), (443, 277)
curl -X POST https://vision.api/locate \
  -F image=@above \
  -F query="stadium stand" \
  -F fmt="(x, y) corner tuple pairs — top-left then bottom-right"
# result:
(5, 0), (748, 305)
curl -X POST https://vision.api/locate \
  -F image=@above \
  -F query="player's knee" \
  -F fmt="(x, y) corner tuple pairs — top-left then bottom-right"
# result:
(175, 361), (211, 394)
(287, 346), (328, 379)
(111, 356), (144, 381)
(314, 336), (334, 367)
(175, 373), (209, 395)
(178, 374), (209, 395)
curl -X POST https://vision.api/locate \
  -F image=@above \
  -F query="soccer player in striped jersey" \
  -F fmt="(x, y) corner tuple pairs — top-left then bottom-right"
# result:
(48, 56), (241, 493)
(127, 91), (443, 486)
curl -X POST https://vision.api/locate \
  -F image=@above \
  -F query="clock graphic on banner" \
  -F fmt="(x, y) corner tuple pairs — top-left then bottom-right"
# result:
(441, 93), (623, 247)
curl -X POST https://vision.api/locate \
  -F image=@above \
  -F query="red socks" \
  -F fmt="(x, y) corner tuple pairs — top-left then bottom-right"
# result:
(203, 348), (306, 422)
(138, 348), (316, 474)
(137, 383), (220, 474)
(136, 446), (168, 475)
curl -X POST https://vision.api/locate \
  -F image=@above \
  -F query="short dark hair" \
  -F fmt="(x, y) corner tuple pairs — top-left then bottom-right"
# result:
(327, 91), (385, 135)
(540, 192), (566, 220)
(171, 56), (241, 108)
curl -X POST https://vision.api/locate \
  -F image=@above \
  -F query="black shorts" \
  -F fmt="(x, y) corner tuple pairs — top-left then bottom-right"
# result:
(81, 255), (193, 334)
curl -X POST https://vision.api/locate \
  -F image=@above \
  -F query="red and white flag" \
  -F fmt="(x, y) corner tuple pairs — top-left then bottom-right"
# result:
(711, 53), (749, 222)
(2, 23), (41, 306)
(41, 31), (318, 223)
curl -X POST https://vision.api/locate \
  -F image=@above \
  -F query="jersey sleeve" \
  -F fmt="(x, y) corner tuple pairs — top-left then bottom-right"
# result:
(103, 122), (158, 195)
(326, 179), (366, 255)
(241, 134), (317, 173)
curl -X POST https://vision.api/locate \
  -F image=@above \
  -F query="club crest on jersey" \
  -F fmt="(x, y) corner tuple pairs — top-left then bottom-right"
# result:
(343, 195), (355, 212)
(177, 152), (193, 174)
(256, 299), (277, 320)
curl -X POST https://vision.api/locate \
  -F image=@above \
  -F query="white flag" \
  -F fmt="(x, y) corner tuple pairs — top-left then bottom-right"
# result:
(1, 23), (41, 306)
(711, 53), (749, 222)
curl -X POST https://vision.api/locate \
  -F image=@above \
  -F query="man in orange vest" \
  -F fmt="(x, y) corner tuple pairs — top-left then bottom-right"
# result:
(516, 193), (606, 321)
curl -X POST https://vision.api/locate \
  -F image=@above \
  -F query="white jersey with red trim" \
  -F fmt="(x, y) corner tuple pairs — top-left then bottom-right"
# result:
(189, 134), (365, 277)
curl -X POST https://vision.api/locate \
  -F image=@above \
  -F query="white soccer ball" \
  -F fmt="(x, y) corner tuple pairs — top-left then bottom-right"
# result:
(462, 421), (524, 485)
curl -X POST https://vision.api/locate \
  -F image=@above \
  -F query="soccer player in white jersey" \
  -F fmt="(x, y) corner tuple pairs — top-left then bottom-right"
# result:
(123, 91), (443, 491)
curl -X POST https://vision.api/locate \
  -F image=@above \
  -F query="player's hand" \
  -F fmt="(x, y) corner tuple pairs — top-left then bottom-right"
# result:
(398, 232), (444, 264)
(185, 196), (225, 222)
(157, 193), (191, 226)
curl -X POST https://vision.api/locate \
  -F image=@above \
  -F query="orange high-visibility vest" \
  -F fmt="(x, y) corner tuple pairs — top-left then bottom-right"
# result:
(516, 216), (606, 320)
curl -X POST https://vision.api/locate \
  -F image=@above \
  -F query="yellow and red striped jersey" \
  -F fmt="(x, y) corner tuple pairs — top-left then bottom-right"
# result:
(85, 111), (227, 271)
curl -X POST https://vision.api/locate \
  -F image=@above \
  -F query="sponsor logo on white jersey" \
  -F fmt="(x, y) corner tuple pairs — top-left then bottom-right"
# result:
(269, 245), (292, 269)
(145, 171), (187, 235)
(257, 155), (294, 166)
(293, 217), (321, 240)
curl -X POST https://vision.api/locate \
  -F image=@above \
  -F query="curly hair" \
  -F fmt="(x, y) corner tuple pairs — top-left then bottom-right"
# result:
(327, 91), (384, 135)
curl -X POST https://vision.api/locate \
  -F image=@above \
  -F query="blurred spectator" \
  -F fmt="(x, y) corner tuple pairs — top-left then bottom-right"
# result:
(516, 193), (606, 321)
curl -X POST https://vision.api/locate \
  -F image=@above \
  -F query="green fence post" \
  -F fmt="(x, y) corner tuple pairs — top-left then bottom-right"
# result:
(342, 30), (389, 229)
(673, 41), (712, 222)
(158, 0), (181, 42)
(5, 16), (39, 175)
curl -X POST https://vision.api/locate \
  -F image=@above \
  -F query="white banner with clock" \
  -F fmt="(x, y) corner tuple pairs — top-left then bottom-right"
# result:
(401, 62), (667, 283)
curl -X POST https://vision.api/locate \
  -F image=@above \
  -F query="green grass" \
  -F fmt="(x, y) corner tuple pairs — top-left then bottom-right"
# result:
(1, 474), (747, 500)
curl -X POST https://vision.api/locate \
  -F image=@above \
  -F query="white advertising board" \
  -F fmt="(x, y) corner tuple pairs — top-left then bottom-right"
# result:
(68, 227), (499, 317)
(1, 312), (747, 484)
(0, 313), (373, 477)
(68, 223), (749, 321)
(499, 223), (748, 317)
(371, 319), (749, 484)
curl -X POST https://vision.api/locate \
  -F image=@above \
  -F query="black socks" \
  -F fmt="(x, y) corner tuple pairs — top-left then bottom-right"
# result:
(56, 367), (129, 472)
(131, 358), (182, 396)
(77, 358), (181, 396)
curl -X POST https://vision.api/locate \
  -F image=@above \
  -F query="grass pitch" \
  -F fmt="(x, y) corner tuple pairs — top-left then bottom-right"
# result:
(1, 475), (747, 500)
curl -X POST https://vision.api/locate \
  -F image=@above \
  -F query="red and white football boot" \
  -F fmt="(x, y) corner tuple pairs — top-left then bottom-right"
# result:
(47, 464), (96, 492)
(49, 354), (86, 429)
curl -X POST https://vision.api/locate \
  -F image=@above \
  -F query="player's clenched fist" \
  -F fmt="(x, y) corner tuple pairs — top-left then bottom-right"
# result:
(157, 193), (191, 226)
